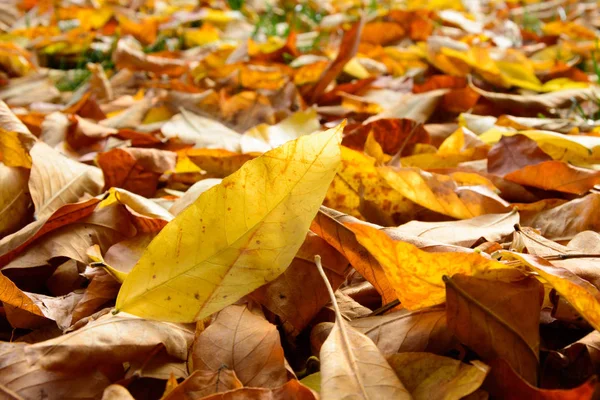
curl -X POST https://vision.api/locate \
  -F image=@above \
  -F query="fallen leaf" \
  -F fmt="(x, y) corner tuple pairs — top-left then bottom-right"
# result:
(484, 358), (595, 400)
(3, 202), (136, 270)
(0, 198), (100, 267)
(187, 379), (316, 400)
(161, 369), (243, 400)
(191, 304), (289, 388)
(97, 148), (176, 198)
(350, 223), (508, 309)
(387, 352), (489, 400)
(487, 134), (553, 176)
(0, 163), (30, 237)
(250, 232), (350, 335)
(391, 210), (519, 247)
(520, 193), (600, 241)
(310, 207), (398, 305)
(315, 256), (411, 399)
(444, 273), (542, 384)
(348, 305), (457, 355)
(505, 161), (600, 195)
(115, 125), (342, 322)
(29, 142), (104, 219)
(378, 166), (510, 220)
(0, 342), (114, 400)
(499, 251), (600, 332)
(24, 312), (193, 372)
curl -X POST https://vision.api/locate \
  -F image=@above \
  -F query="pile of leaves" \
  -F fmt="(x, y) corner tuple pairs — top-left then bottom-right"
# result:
(3, 0), (600, 398)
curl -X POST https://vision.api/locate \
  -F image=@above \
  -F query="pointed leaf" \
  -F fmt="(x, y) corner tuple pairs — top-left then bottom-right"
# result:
(116, 126), (342, 322)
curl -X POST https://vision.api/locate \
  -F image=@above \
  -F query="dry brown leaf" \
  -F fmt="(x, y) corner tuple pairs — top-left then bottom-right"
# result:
(445, 274), (543, 384)
(190, 380), (317, 400)
(520, 193), (600, 241)
(191, 304), (289, 388)
(487, 134), (553, 176)
(391, 210), (519, 247)
(387, 352), (489, 400)
(97, 147), (176, 198)
(0, 198), (100, 267)
(3, 202), (136, 270)
(29, 142), (104, 219)
(161, 369), (243, 400)
(348, 306), (457, 356)
(0, 342), (114, 400)
(316, 256), (412, 399)
(250, 232), (350, 336)
(71, 266), (120, 325)
(24, 312), (194, 373)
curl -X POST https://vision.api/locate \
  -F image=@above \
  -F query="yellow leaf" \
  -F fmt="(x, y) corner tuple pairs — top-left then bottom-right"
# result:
(499, 251), (600, 332)
(378, 166), (509, 219)
(115, 125), (343, 322)
(184, 24), (220, 47)
(349, 223), (508, 309)
(324, 146), (417, 221)
(343, 57), (370, 79)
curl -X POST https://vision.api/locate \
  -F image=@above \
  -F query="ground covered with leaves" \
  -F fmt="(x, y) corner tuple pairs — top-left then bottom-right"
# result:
(3, 0), (600, 398)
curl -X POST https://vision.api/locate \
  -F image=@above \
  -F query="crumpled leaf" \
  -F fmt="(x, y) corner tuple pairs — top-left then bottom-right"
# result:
(116, 125), (342, 322)
(191, 304), (289, 388)
(444, 273), (542, 384)
(350, 223), (508, 309)
(387, 352), (489, 400)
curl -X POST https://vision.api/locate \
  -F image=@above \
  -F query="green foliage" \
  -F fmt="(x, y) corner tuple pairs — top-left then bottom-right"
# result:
(226, 0), (244, 11)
